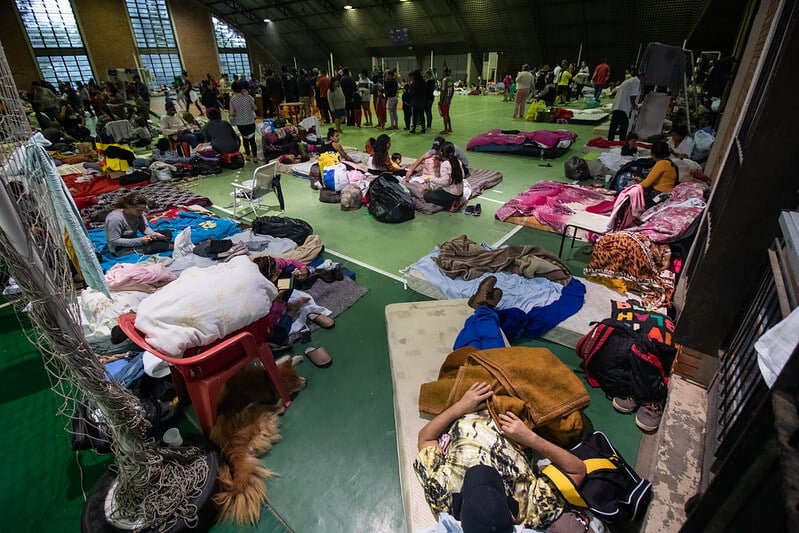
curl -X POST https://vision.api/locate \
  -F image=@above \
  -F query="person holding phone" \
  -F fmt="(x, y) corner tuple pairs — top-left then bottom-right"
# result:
(104, 192), (172, 257)
(252, 256), (336, 353)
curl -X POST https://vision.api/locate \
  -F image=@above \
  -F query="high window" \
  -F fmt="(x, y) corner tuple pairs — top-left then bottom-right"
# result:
(213, 17), (251, 79)
(125, 0), (182, 86)
(14, 0), (94, 85)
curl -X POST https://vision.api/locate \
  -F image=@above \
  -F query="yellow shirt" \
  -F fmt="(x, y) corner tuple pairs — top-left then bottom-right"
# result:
(558, 70), (572, 87)
(639, 159), (677, 193)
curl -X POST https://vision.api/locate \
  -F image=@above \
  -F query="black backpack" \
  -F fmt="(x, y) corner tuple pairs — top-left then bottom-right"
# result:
(366, 174), (415, 223)
(576, 318), (675, 403)
(564, 156), (591, 181)
(541, 430), (652, 522)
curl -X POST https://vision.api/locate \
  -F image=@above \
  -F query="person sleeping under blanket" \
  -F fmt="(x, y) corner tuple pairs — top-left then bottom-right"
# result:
(415, 277), (591, 532)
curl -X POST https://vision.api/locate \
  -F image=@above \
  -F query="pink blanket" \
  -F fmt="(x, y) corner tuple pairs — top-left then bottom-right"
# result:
(467, 129), (576, 150)
(626, 182), (707, 243)
(495, 180), (612, 233)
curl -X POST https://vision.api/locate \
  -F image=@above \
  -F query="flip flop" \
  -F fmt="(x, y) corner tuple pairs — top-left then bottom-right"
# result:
(307, 312), (335, 329)
(304, 346), (332, 367)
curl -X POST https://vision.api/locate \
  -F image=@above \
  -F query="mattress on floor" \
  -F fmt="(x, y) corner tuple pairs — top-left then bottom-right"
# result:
(469, 143), (571, 159)
(403, 266), (643, 349)
(566, 108), (609, 125)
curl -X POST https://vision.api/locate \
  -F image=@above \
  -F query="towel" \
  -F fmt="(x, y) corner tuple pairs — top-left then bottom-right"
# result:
(419, 346), (590, 447)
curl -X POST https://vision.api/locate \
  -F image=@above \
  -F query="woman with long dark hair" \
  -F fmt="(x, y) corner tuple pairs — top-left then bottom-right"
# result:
(369, 134), (397, 172)
(423, 142), (464, 209)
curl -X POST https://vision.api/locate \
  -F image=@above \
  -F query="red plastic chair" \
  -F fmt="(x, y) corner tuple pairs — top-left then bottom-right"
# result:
(117, 312), (291, 435)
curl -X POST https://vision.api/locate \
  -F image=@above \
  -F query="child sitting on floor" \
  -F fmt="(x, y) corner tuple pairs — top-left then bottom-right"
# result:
(621, 132), (639, 157)
(391, 152), (404, 169)
(365, 137), (376, 156)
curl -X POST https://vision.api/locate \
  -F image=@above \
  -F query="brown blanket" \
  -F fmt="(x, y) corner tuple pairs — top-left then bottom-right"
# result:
(419, 346), (590, 447)
(435, 235), (572, 285)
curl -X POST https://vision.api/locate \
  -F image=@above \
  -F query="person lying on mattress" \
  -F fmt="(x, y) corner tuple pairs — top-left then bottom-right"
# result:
(104, 192), (173, 257)
(420, 142), (465, 210)
(635, 140), (677, 207)
(414, 277), (588, 532)
(406, 136), (470, 178)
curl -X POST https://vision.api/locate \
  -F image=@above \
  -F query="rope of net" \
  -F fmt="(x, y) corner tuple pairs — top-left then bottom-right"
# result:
(0, 42), (209, 531)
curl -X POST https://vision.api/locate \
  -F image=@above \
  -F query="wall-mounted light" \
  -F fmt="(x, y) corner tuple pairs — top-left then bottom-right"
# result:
(263, 18), (271, 22)
(399, 0), (409, 3)
(344, 5), (353, 9)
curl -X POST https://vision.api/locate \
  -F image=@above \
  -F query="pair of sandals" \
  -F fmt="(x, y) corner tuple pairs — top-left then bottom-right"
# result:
(464, 204), (482, 216)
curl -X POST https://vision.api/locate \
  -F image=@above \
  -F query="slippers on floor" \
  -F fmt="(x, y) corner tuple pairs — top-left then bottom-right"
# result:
(304, 346), (332, 367)
(307, 312), (335, 329)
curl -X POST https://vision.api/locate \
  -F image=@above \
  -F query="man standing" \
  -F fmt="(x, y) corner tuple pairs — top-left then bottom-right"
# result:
(438, 67), (454, 134)
(316, 70), (331, 124)
(607, 70), (642, 141)
(592, 58), (610, 101)
(339, 68), (357, 126)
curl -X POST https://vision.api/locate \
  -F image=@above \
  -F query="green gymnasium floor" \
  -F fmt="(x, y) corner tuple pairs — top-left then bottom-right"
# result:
(0, 93), (642, 532)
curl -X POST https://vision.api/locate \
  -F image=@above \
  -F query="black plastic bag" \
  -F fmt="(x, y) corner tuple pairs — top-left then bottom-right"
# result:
(251, 216), (313, 245)
(367, 174), (415, 223)
(565, 156), (591, 181)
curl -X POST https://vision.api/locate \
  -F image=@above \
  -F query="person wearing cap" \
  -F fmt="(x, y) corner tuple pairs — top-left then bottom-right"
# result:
(405, 136), (470, 179)
(414, 278), (588, 531)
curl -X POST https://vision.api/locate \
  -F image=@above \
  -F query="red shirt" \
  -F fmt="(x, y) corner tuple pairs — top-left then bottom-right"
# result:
(317, 76), (331, 98)
(593, 63), (610, 85)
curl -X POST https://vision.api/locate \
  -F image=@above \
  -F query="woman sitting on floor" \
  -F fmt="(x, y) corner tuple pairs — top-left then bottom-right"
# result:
(415, 277), (588, 531)
(636, 140), (677, 206)
(320, 127), (354, 162)
(368, 134), (402, 175)
(104, 191), (172, 257)
(422, 142), (465, 210)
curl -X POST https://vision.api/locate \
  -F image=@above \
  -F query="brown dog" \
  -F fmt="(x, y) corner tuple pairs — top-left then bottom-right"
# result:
(210, 356), (307, 525)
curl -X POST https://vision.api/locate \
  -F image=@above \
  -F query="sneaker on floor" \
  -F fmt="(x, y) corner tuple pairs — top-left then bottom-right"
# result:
(636, 402), (664, 432)
(612, 396), (638, 413)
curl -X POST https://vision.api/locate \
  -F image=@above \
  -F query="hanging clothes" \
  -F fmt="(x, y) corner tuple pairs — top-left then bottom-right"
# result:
(639, 43), (687, 89)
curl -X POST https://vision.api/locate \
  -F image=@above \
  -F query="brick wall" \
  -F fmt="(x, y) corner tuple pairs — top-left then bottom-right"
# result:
(170, 0), (221, 84)
(73, 0), (138, 82)
(0, 1), (40, 90)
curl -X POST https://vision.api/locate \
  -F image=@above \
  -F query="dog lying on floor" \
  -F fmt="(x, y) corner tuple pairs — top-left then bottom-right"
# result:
(210, 355), (307, 525)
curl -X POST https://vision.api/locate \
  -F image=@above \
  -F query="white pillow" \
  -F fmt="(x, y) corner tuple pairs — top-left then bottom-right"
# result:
(135, 256), (277, 355)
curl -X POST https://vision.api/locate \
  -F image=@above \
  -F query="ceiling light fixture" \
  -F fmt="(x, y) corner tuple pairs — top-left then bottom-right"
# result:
(344, 5), (353, 9)
(263, 18), (271, 22)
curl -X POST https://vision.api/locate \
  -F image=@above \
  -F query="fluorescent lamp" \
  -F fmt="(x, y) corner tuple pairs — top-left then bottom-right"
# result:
(344, 5), (353, 9)
(263, 18), (271, 22)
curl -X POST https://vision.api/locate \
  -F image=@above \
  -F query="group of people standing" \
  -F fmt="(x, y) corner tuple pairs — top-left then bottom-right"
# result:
(316, 67), (454, 135)
(510, 59), (612, 118)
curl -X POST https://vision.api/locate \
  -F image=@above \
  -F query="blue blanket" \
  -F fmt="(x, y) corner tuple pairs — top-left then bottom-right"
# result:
(90, 211), (242, 271)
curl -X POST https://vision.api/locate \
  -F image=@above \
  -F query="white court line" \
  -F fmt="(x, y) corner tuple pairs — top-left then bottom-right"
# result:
(478, 196), (505, 205)
(325, 247), (406, 283)
(493, 225), (523, 248)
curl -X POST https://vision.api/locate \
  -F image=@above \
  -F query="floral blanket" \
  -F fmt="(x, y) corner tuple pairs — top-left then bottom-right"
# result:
(626, 182), (707, 243)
